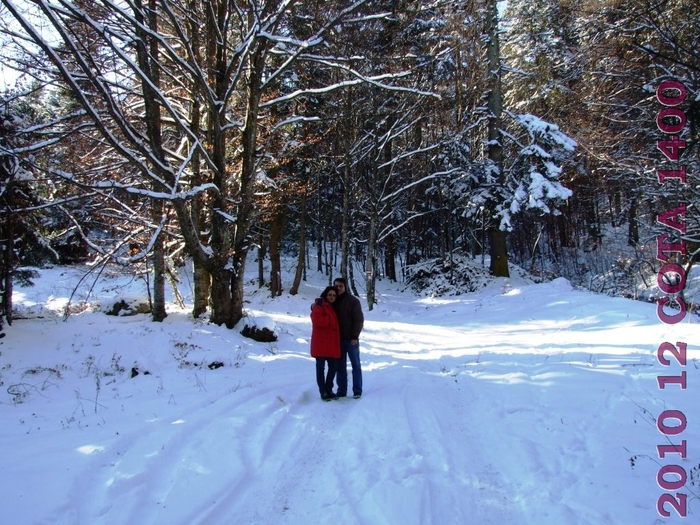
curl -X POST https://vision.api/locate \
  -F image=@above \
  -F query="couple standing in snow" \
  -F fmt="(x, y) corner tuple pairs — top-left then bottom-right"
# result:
(310, 277), (364, 401)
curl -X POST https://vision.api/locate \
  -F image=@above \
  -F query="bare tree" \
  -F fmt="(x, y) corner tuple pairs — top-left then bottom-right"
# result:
(1, 0), (428, 326)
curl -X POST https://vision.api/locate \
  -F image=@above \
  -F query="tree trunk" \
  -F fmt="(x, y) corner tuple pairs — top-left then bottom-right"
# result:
(192, 262), (210, 318)
(151, 205), (168, 322)
(366, 167), (378, 310)
(185, 8), (209, 319)
(486, 0), (509, 277)
(136, 0), (168, 321)
(208, 9), (267, 328)
(1, 224), (12, 326)
(190, 99), (210, 317)
(385, 233), (397, 282)
(348, 246), (359, 297)
(230, 256), (246, 329)
(325, 238), (334, 277)
(558, 211), (570, 249)
(628, 197), (639, 247)
(340, 153), (351, 279)
(366, 227), (377, 311)
(269, 202), (285, 297)
(489, 229), (509, 277)
(290, 192), (307, 295)
(258, 232), (266, 289)
(210, 268), (234, 328)
(438, 179), (446, 261)
(316, 228), (323, 273)
(0, 177), (14, 326)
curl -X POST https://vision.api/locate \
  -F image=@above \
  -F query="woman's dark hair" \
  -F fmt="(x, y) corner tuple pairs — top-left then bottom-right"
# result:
(321, 286), (338, 301)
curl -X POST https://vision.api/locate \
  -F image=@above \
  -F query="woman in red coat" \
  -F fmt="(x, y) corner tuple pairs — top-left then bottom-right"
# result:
(310, 286), (341, 401)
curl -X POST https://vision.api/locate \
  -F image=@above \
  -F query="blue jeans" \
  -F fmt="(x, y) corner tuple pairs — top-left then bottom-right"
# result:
(336, 340), (362, 396)
(315, 357), (337, 397)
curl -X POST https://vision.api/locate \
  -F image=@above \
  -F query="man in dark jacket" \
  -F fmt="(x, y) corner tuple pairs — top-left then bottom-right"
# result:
(332, 277), (364, 398)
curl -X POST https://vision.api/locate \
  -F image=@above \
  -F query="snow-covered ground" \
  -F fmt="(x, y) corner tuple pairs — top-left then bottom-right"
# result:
(1, 259), (699, 524)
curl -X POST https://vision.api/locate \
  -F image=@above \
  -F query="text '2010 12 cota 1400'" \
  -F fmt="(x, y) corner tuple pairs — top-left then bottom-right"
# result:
(653, 79), (690, 519)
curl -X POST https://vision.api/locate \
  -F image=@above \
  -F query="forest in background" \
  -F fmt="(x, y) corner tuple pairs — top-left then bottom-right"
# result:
(0, 0), (697, 327)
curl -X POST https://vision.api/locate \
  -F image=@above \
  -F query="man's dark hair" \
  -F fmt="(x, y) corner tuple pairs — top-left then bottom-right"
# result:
(333, 277), (347, 287)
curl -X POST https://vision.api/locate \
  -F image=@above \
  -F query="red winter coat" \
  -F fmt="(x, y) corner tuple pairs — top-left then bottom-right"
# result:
(310, 300), (341, 359)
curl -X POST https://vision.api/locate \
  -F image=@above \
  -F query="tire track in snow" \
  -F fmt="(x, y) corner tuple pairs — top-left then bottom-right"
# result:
(319, 366), (524, 525)
(361, 324), (630, 525)
(204, 393), (351, 524)
(61, 371), (310, 524)
(458, 356), (638, 525)
(403, 370), (524, 524)
(64, 369), (360, 525)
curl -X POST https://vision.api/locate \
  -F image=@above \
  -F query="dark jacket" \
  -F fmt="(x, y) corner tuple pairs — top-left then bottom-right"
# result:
(332, 292), (364, 340)
(310, 300), (341, 358)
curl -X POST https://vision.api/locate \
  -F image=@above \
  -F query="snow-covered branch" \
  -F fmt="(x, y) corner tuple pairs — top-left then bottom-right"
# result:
(380, 169), (463, 203)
